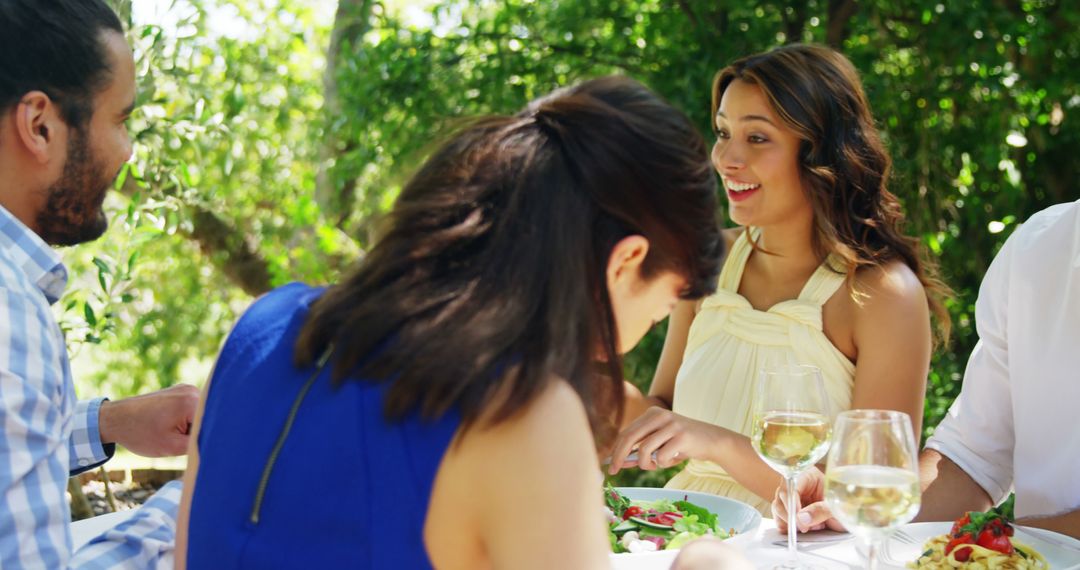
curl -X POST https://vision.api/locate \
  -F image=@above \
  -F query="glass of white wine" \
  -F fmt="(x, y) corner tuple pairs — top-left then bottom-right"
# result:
(751, 364), (832, 569)
(824, 410), (921, 570)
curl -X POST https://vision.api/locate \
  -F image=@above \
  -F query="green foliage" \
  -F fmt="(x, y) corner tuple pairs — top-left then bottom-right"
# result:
(64, 0), (353, 396)
(62, 1), (1078, 484)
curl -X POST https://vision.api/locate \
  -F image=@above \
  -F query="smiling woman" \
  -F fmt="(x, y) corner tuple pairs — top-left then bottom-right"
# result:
(611, 44), (953, 519)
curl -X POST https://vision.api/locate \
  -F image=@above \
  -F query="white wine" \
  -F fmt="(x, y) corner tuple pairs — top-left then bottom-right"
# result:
(824, 465), (920, 534)
(753, 412), (830, 474)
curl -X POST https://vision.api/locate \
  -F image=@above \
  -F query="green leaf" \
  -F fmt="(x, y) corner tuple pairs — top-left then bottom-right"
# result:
(92, 257), (112, 275)
(83, 303), (98, 327)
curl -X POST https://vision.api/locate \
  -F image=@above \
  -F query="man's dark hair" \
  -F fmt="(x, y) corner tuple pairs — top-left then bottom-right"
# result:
(0, 0), (124, 128)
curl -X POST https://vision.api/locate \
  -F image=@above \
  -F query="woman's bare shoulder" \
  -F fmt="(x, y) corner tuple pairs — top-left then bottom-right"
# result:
(855, 260), (925, 302)
(849, 260), (929, 328)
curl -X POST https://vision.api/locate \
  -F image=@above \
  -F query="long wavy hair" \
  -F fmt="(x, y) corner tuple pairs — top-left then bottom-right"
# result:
(295, 76), (724, 439)
(713, 44), (952, 345)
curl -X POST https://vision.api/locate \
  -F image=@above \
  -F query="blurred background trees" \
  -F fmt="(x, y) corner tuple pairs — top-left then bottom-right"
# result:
(71, 0), (1076, 478)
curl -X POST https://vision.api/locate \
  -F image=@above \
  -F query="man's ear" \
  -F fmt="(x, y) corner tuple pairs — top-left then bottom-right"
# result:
(606, 235), (650, 294)
(14, 91), (62, 164)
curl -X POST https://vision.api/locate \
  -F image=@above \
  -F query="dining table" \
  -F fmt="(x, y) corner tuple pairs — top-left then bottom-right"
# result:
(71, 510), (1080, 569)
(613, 518), (875, 570)
(68, 511), (873, 568)
(612, 518), (1080, 570)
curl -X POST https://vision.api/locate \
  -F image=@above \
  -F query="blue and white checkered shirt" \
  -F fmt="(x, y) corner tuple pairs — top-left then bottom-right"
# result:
(0, 204), (178, 568)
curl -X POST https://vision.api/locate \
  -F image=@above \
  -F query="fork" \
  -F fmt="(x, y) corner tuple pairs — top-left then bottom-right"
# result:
(892, 530), (918, 545)
(878, 530), (919, 567)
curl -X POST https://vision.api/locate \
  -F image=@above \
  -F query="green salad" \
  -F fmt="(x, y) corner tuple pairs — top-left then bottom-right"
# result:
(604, 484), (734, 554)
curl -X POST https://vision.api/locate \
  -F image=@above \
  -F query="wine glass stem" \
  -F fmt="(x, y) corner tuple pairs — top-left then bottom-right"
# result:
(866, 537), (881, 570)
(785, 474), (799, 564)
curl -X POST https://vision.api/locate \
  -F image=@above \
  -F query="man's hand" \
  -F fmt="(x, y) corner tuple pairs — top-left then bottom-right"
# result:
(772, 467), (846, 533)
(98, 384), (200, 457)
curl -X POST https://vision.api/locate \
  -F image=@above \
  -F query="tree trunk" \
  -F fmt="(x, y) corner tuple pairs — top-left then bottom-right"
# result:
(782, 2), (809, 44)
(315, 0), (375, 225)
(826, 0), (858, 49)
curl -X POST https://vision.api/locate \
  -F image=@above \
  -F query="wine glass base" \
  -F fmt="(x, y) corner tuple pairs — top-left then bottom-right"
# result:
(771, 562), (825, 570)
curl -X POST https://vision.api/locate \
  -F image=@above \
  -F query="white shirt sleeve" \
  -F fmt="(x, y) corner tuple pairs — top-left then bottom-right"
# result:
(924, 232), (1016, 504)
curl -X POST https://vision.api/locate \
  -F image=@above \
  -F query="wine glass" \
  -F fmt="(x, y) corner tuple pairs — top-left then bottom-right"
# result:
(824, 410), (921, 570)
(751, 364), (832, 569)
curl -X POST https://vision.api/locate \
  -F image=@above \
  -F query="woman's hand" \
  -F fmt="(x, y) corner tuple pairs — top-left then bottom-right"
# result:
(772, 467), (846, 533)
(606, 407), (721, 475)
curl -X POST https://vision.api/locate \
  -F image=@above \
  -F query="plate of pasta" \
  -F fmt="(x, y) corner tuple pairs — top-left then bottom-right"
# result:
(891, 508), (1080, 569)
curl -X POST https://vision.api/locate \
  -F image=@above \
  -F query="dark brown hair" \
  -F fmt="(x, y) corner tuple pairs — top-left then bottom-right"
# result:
(295, 76), (723, 438)
(0, 0), (124, 128)
(713, 44), (952, 345)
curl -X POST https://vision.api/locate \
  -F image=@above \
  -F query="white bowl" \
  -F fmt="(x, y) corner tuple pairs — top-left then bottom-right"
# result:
(609, 487), (762, 568)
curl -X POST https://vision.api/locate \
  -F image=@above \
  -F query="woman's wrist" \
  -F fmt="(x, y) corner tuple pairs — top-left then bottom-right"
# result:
(701, 423), (736, 465)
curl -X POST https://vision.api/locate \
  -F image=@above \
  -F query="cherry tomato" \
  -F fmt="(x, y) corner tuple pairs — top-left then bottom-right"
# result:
(985, 518), (1015, 538)
(622, 506), (643, 520)
(950, 513), (972, 537)
(651, 514), (678, 526)
(976, 528), (1014, 555)
(945, 533), (974, 555)
(952, 545), (973, 562)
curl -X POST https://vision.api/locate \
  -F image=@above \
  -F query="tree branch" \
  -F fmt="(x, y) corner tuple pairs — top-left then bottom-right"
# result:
(119, 178), (272, 297)
(187, 209), (272, 297)
(674, 0), (701, 28)
(826, 0), (859, 48)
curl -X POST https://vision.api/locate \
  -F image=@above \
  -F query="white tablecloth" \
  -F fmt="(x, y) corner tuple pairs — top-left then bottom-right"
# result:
(611, 518), (869, 570)
(71, 511), (134, 550)
(728, 519), (866, 569)
(75, 512), (874, 569)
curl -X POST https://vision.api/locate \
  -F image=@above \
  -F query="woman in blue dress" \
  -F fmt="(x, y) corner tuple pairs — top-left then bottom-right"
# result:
(175, 76), (734, 569)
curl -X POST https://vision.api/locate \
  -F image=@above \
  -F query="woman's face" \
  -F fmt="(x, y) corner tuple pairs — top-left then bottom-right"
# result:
(711, 79), (812, 228)
(609, 268), (686, 355)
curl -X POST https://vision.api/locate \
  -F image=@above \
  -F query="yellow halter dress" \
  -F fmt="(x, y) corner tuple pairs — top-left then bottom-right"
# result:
(665, 229), (856, 515)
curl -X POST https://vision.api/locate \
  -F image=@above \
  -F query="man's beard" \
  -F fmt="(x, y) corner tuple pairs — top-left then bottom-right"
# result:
(36, 130), (114, 246)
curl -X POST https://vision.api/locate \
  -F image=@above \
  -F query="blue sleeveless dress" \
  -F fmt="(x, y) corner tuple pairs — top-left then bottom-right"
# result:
(186, 283), (461, 569)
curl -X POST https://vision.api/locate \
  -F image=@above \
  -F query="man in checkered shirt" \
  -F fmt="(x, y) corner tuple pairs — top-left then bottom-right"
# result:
(0, 1), (199, 567)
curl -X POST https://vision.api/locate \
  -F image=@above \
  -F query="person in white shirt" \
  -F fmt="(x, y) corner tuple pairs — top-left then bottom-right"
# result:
(773, 199), (1080, 539)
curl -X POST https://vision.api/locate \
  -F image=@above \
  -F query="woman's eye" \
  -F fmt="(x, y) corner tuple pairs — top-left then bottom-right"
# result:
(748, 134), (768, 143)
(715, 129), (731, 140)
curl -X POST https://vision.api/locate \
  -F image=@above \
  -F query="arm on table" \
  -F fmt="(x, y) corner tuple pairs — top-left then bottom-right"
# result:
(915, 449), (992, 521)
(919, 240), (1016, 520)
(67, 383), (204, 569)
(607, 296), (783, 497)
(770, 264), (932, 532)
(1018, 509), (1080, 540)
(68, 480), (183, 570)
(607, 404), (785, 500)
(620, 298), (697, 425)
(772, 444), (991, 533)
